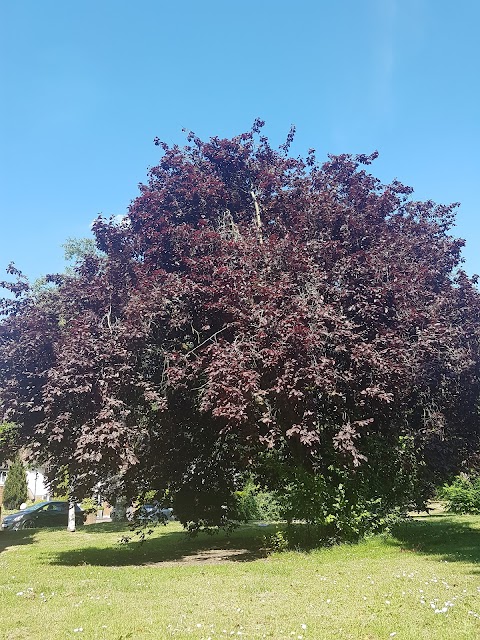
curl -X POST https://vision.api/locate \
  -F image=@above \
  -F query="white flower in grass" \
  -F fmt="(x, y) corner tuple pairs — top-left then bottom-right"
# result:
(390, 634), (397, 638)
(73, 628), (83, 633)
(301, 624), (307, 630)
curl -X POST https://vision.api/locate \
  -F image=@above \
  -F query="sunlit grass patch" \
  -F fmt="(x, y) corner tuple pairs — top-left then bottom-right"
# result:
(1, 515), (480, 639)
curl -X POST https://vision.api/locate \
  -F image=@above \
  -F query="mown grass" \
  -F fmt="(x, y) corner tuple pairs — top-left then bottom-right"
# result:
(1, 514), (480, 640)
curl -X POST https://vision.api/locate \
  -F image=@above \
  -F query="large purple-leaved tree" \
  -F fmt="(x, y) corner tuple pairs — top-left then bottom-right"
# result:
(2, 122), (480, 535)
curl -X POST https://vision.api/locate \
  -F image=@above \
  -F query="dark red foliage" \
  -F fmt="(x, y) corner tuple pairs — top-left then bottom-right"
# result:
(1, 124), (480, 518)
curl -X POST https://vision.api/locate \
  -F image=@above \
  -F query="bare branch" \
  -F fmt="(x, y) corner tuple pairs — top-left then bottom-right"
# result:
(184, 327), (228, 358)
(250, 190), (263, 245)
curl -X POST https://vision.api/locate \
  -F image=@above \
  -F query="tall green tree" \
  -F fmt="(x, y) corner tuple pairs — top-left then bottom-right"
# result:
(3, 456), (28, 509)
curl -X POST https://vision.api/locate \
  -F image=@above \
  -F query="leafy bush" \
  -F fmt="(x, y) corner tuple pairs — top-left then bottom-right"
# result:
(266, 458), (411, 543)
(235, 479), (282, 522)
(253, 490), (282, 521)
(80, 497), (99, 514)
(2, 456), (28, 509)
(234, 481), (260, 521)
(440, 475), (480, 514)
(263, 530), (289, 552)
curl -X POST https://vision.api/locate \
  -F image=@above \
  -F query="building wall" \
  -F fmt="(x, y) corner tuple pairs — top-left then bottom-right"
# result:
(0, 467), (48, 504)
(26, 469), (48, 501)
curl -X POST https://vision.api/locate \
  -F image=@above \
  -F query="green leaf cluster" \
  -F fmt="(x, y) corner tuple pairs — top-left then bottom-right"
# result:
(440, 475), (480, 514)
(0, 422), (18, 463)
(234, 479), (281, 522)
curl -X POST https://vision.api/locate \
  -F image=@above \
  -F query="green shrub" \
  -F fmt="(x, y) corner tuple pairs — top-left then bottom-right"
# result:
(2, 456), (28, 509)
(266, 461), (410, 543)
(253, 490), (282, 521)
(263, 529), (289, 552)
(80, 497), (99, 514)
(440, 475), (480, 514)
(235, 479), (282, 522)
(235, 481), (260, 521)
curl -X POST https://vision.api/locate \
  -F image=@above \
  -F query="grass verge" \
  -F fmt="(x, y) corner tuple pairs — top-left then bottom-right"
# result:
(0, 514), (480, 639)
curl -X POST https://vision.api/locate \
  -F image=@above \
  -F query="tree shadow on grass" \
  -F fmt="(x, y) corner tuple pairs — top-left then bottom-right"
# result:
(46, 523), (273, 568)
(0, 529), (36, 553)
(83, 521), (134, 534)
(47, 515), (480, 569)
(389, 514), (480, 569)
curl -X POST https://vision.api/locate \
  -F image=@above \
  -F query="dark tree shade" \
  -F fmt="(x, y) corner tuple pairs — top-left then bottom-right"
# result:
(1, 122), (480, 532)
(2, 456), (28, 509)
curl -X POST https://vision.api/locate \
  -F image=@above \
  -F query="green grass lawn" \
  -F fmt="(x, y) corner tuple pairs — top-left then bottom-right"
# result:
(1, 514), (480, 640)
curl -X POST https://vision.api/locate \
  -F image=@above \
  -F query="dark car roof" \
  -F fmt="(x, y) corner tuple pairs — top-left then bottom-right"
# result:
(6, 501), (82, 517)
(23, 500), (67, 510)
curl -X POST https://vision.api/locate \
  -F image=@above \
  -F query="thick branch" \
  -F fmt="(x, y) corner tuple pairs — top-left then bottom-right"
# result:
(250, 190), (263, 245)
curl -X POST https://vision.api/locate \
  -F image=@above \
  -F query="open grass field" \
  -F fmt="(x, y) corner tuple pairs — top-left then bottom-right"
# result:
(1, 513), (480, 640)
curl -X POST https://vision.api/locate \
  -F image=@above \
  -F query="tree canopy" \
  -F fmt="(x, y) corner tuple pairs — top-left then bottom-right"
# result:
(1, 122), (480, 534)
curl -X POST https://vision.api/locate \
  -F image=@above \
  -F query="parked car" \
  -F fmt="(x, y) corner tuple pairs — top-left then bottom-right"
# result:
(128, 503), (174, 523)
(1, 501), (84, 531)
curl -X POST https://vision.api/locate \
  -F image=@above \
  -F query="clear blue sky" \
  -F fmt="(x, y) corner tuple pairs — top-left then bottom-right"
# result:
(1, 0), (479, 282)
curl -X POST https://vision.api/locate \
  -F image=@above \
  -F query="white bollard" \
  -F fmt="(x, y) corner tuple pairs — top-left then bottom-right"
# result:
(67, 500), (76, 532)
